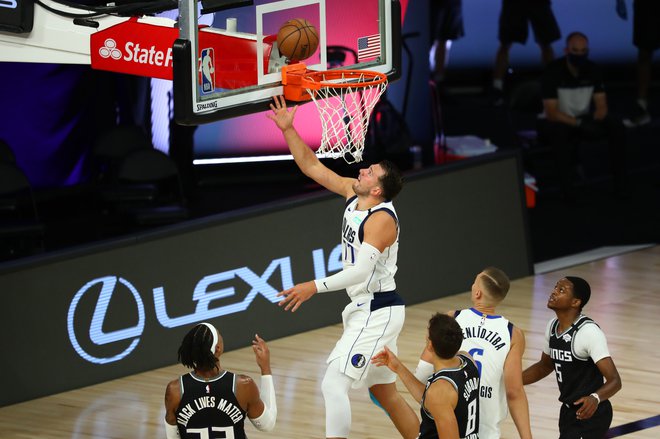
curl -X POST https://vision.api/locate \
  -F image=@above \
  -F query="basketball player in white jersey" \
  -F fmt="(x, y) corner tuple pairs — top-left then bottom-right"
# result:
(267, 95), (419, 439)
(415, 267), (533, 439)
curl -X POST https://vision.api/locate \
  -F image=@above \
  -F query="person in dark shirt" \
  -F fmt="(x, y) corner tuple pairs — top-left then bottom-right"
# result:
(430, 0), (465, 88)
(373, 313), (480, 439)
(623, 0), (660, 127)
(523, 276), (622, 439)
(538, 31), (628, 201)
(492, 0), (561, 105)
(164, 323), (277, 439)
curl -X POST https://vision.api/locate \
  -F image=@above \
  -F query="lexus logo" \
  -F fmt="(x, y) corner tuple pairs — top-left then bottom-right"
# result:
(67, 247), (342, 364)
(67, 276), (145, 364)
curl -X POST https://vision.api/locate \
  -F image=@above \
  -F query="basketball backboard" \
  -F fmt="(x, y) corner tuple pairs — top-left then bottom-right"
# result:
(173, 0), (401, 125)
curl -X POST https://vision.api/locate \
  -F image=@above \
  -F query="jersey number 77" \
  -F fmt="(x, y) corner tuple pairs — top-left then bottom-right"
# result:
(187, 426), (235, 439)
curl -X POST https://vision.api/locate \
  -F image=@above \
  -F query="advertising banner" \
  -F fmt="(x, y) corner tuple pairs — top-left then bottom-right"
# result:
(0, 153), (532, 406)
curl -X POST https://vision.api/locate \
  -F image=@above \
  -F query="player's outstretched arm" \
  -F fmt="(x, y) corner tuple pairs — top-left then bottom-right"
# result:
(267, 95), (354, 198)
(372, 346), (426, 403)
(276, 280), (317, 312)
(239, 335), (277, 432)
(503, 327), (533, 439)
(252, 333), (272, 375)
(276, 212), (395, 312)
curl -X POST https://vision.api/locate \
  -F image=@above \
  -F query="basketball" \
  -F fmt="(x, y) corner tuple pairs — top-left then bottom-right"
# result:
(276, 18), (319, 61)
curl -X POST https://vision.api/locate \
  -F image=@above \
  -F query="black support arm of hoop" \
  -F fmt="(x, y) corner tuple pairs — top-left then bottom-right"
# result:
(388, 0), (403, 84)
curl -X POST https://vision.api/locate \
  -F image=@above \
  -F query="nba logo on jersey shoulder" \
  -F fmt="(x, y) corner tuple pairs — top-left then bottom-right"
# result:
(205, 384), (210, 394)
(480, 315), (487, 326)
(562, 333), (572, 342)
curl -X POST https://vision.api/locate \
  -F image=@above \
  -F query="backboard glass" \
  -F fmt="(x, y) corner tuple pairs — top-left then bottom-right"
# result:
(173, 0), (401, 125)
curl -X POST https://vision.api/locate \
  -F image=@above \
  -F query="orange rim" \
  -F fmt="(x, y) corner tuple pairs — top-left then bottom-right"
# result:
(300, 70), (387, 90)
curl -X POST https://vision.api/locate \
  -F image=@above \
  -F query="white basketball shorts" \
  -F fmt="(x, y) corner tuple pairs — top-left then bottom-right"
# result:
(327, 293), (405, 388)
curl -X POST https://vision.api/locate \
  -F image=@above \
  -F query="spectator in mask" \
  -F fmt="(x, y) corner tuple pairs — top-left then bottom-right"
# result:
(537, 31), (628, 203)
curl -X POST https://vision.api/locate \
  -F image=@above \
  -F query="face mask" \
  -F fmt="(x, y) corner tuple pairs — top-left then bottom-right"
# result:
(568, 53), (589, 68)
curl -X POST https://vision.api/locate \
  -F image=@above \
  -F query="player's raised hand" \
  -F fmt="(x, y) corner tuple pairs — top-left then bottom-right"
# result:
(252, 334), (272, 375)
(277, 281), (317, 312)
(267, 95), (298, 131)
(371, 346), (403, 374)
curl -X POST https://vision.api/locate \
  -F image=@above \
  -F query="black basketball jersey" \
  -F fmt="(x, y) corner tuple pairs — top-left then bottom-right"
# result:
(419, 354), (480, 439)
(175, 370), (247, 439)
(548, 316), (604, 404)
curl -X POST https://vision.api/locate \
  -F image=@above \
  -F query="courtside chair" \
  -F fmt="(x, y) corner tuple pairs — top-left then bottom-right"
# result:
(91, 125), (152, 183)
(0, 162), (45, 261)
(0, 139), (16, 164)
(105, 148), (189, 228)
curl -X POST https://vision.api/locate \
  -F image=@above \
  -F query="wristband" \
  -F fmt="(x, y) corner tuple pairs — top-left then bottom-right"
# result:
(249, 375), (277, 431)
(414, 359), (434, 382)
(590, 392), (600, 404)
(165, 421), (180, 439)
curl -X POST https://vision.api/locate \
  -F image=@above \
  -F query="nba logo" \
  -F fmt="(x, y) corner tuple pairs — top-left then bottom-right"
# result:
(200, 48), (215, 94)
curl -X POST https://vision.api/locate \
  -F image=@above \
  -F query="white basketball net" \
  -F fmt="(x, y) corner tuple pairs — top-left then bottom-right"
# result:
(304, 72), (388, 163)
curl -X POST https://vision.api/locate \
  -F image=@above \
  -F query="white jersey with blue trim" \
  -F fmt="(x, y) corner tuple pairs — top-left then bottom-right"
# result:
(455, 308), (513, 439)
(341, 195), (399, 298)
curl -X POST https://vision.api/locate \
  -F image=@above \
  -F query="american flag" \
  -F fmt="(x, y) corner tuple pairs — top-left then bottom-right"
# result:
(357, 34), (381, 61)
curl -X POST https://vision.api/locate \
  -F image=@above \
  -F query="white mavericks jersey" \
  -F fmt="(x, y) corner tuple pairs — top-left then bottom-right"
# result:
(455, 308), (513, 439)
(341, 195), (398, 298)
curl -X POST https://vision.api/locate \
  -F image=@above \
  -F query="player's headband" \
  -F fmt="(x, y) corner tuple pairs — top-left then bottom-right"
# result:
(200, 322), (218, 355)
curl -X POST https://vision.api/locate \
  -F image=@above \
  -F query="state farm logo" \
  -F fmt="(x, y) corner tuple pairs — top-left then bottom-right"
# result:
(90, 19), (178, 80)
(97, 37), (173, 67)
(99, 39), (122, 60)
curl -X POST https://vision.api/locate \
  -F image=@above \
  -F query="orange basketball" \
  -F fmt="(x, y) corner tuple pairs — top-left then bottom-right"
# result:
(276, 18), (319, 61)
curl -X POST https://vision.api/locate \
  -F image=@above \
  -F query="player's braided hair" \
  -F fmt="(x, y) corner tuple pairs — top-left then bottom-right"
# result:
(428, 313), (463, 359)
(178, 324), (218, 372)
(377, 160), (403, 201)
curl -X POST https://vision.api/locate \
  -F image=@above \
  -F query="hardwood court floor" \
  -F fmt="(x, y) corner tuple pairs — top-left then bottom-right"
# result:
(1, 246), (659, 438)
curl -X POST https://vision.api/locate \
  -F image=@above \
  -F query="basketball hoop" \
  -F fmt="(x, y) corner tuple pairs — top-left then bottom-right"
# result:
(282, 63), (388, 163)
